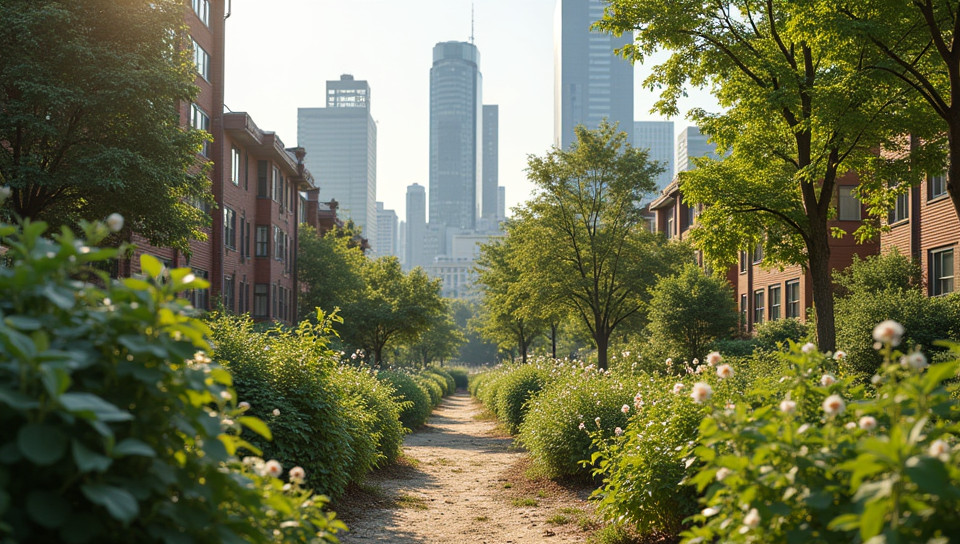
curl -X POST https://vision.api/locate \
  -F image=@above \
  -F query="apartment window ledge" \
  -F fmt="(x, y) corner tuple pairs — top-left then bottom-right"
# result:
(927, 193), (950, 205)
(887, 218), (910, 228)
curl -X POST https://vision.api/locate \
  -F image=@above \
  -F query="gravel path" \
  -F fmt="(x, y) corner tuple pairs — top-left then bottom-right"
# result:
(336, 391), (595, 544)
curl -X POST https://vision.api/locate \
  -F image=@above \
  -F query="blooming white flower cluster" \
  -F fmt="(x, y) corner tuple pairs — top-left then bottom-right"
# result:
(621, 404), (630, 414)
(242, 456), (284, 478)
(801, 342), (817, 354)
(740, 508), (760, 533)
(691, 382), (713, 404)
(820, 374), (836, 387)
(706, 352), (722, 366)
(833, 350), (846, 361)
(900, 350), (928, 371)
(929, 439), (952, 460)
(672, 382), (685, 395)
(0, 186), (11, 202)
(872, 320), (905, 347)
(106, 213), (124, 233)
(716, 364), (734, 379)
(779, 399), (797, 414)
(288, 465), (306, 484)
(822, 394), (845, 416)
(858, 416), (877, 431)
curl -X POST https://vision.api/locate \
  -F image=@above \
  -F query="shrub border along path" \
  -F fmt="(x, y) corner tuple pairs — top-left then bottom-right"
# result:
(336, 391), (597, 543)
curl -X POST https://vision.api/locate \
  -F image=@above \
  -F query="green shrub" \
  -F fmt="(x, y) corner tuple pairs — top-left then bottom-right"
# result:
(330, 365), (407, 469)
(426, 366), (456, 394)
(682, 338), (960, 543)
(446, 366), (470, 389)
(518, 363), (633, 477)
(754, 318), (809, 351)
(0, 220), (342, 543)
(378, 370), (432, 430)
(416, 374), (444, 406)
(709, 337), (759, 358)
(833, 248), (922, 298)
(492, 364), (553, 434)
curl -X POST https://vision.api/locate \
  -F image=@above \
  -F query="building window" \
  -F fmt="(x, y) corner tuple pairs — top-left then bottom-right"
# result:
(274, 226), (287, 261)
(192, 0), (210, 26)
(192, 40), (210, 81)
(245, 220), (251, 258)
(785, 280), (801, 318)
(752, 245), (763, 264)
(931, 247), (955, 296)
(739, 293), (748, 330)
(188, 269), (209, 310)
(272, 283), (278, 318)
(753, 290), (764, 326)
(889, 188), (909, 224)
(190, 104), (210, 156)
(222, 275), (235, 312)
(838, 186), (861, 221)
(929, 171), (947, 200)
(231, 146), (241, 186)
(278, 286), (286, 322)
(739, 251), (747, 274)
(254, 284), (269, 318)
(223, 207), (236, 249)
(257, 161), (268, 197)
(255, 226), (269, 257)
(272, 167), (284, 203)
(665, 213), (675, 239)
(768, 285), (782, 321)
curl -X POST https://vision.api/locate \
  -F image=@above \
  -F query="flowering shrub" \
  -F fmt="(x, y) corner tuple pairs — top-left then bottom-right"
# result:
(0, 220), (342, 542)
(416, 372), (445, 405)
(330, 365), (406, 467)
(377, 370), (432, 430)
(425, 366), (457, 394)
(682, 332), (960, 543)
(485, 363), (553, 434)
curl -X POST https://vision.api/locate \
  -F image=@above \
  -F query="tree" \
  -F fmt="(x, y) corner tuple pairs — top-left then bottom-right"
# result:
(297, 224), (366, 321)
(515, 122), (692, 369)
(340, 257), (444, 365)
(646, 264), (739, 363)
(449, 299), (498, 365)
(0, 0), (211, 251)
(409, 305), (464, 367)
(475, 237), (546, 364)
(599, 0), (908, 351)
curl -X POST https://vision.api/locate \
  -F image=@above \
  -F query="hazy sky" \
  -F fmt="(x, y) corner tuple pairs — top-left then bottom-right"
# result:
(223, 0), (716, 220)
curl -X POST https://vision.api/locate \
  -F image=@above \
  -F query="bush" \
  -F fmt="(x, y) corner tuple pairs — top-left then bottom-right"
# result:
(833, 248), (922, 297)
(0, 221), (341, 543)
(754, 318), (809, 351)
(425, 366), (456, 394)
(416, 373), (444, 406)
(446, 366), (470, 389)
(682, 339), (960, 543)
(378, 370), (432, 430)
(491, 364), (553, 434)
(708, 337), (759, 358)
(330, 365), (407, 468)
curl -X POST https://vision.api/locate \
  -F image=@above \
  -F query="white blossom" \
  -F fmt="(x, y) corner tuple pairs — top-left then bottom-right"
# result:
(858, 416), (877, 431)
(820, 374), (837, 387)
(716, 364), (734, 379)
(900, 351), (928, 371)
(822, 394), (846, 416)
(106, 213), (124, 232)
(691, 382), (713, 404)
(872, 320), (905, 347)
(706, 352), (722, 366)
(779, 399), (797, 414)
(801, 342), (817, 354)
(742, 508), (760, 529)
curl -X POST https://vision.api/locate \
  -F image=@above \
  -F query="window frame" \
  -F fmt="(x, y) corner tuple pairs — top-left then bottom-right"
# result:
(931, 246), (955, 296)
(768, 285), (782, 321)
(253, 284), (269, 318)
(929, 171), (948, 201)
(837, 185), (861, 221)
(190, 104), (210, 156)
(223, 207), (237, 249)
(889, 187), (909, 224)
(785, 279), (801, 319)
(753, 289), (765, 326)
(192, 0), (210, 26)
(230, 146), (241, 186)
(255, 225), (269, 257)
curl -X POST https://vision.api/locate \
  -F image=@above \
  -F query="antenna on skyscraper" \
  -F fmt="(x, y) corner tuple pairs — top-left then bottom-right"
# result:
(470, 2), (475, 44)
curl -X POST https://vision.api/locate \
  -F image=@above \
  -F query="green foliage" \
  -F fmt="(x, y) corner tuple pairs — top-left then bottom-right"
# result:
(754, 318), (810, 352)
(709, 337), (759, 358)
(833, 249), (923, 298)
(416, 374), (444, 406)
(0, 220), (341, 542)
(425, 366), (456, 395)
(0, 0), (212, 251)
(445, 366), (470, 389)
(682, 341), (960, 543)
(297, 224), (366, 321)
(645, 264), (739, 362)
(329, 365), (406, 468)
(491, 364), (553, 434)
(377, 370), (432, 430)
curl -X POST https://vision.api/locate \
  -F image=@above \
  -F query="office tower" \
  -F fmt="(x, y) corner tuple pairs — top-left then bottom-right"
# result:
(634, 120), (675, 190)
(398, 220), (406, 266)
(676, 126), (718, 172)
(554, 0), (634, 150)
(498, 186), (506, 220)
(298, 74), (377, 251)
(430, 41), (483, 232)
(405, 183), (426, 269)
(376, 201), (398, 258)
(481, 105), (499, 219)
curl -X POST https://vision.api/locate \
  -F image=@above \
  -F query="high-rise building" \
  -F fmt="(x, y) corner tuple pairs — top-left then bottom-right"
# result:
(405, 183), (427, 269)
(554, 0), (634, 150)
(498, 186), (506, 220)
(634, 120), (674, 190)
(676, 126), (719, 172)
(430, 41), (483, 233)
(298, 74), (377, 251)
(376, 201), (398, 258)
(481, 105), (499, 219)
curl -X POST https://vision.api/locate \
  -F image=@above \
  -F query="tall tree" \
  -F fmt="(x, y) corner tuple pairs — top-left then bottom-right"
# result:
(599, 0), (907, 350)
(0, 0), (211, 250)
(409, 306), (464, 367)
(516, 122), (691, 369)
(297, 224), (366, 321)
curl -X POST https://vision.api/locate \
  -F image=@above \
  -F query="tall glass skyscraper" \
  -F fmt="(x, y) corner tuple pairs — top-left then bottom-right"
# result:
(405, 183), (426, 270)
(298, 75), (377, 251)
(634, 120), (675, 190)
(481, 104), (499, 220)
(676, 126), (719, 172)
(430, 41), (483, 232)
(554, 0), (634, 150)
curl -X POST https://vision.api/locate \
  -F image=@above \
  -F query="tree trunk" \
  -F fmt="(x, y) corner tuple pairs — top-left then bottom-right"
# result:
(807, 222), (836, 352)
(948, 112), (960, 222)
(596, 328), (609, 370)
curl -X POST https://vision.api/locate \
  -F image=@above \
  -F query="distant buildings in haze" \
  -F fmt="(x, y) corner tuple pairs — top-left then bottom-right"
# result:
(634, 121), (675, 192)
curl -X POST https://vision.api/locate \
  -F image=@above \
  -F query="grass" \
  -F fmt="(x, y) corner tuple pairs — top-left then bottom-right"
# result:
(547, 513), (572, 525)
(511, 497), (539, 507)
(474, 515), (489, 522)
(502, 482), (513, 489)
(355, 482), (384, 496)
(397, 452), (420, 468)
(395, 493), (428, 510)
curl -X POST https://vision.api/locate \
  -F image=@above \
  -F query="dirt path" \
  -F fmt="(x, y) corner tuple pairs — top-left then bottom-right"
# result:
(336, 392), (596, 544)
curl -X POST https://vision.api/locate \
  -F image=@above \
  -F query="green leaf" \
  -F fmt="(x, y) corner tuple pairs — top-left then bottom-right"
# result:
(60, 392), (133, 422)
(237, 416), (272, 441)
(18, 423), (68, 466)
(828, 513), (861, 531)
(860, 500), (888, 540)
(0, 326), (37, 361)
(904, 456), (950, 496)
(43, 284), (75, 310)
(0, 386), (40, 410)
(121, 278), (153, 291)
(80, 484), (139, 525)
(209, 367), (232, 386)
(4, 316), (42, 330)
(113, 438), (155, 458)
(140, 254), (163, 279)
(72, 440), (112, 473)
(40, 365), (72, 398)
(27, 490), (70, 529)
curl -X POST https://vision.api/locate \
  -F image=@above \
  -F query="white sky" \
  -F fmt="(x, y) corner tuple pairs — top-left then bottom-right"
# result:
(223, 0), (717, 220)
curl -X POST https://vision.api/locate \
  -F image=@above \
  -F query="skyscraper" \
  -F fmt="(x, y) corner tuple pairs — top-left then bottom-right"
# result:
(634, 120), (675, 190)
(376, 201), (398, 258)
(554, 0), (634, 150)
(676, 126), (719, 172)
(405, 183), (426, 270)
(430, 41), (483, 232)
(481, 104), (499, 220)
(298, 74), (377, 251)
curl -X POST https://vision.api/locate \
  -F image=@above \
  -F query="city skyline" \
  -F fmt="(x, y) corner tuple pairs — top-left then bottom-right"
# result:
(224, 0), (719, 221)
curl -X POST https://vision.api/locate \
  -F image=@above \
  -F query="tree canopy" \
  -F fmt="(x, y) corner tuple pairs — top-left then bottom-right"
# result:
(297, 224), (366, 321)
(0, 0), (211, 250)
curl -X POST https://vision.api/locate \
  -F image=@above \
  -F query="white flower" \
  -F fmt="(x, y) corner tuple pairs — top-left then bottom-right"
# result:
(802, 342), (816, 354)
(691, 382), (713, 404)
(822, 394), (846, 416)
(289, 466), (306, 483)
(715, 467), (732, 481)
(716, 364), (734, 379)
(594, 416), (601, 427)
(665, 358), (673, 365)
(834, 350), (846, 361)
(900, 351), (928, 371)
(858, 416), (877, 431)
(845, 421), (857, 430)
(820, 374), (837, 387)
(0, 186), (11, 202)
(797, 423), (811, 435)
(263, 459), (283, 478)
(621, 404), (630, 414)
(743, 508), (760, 529)
(238, 401), (250, 411)
(672, 382), (685, 394)
(706, 352), (722, 366)
(182, 273), (196, 284)
(701, 507), (719, 517)
(614, 427), (623, 436)
(872, 320), (905, 347)
(692, 358), (700, 366)
(106, 213), (124, 232)
(929, 439), (951, 459)
(578, 422), (586, 431)
(219, 390), (232, 401)
(779, 399), (797, 414)
(272, 408), (281, 417)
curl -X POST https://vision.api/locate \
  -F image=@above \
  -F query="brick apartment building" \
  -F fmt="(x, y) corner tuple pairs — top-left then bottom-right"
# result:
(119, 0), (314, 325)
